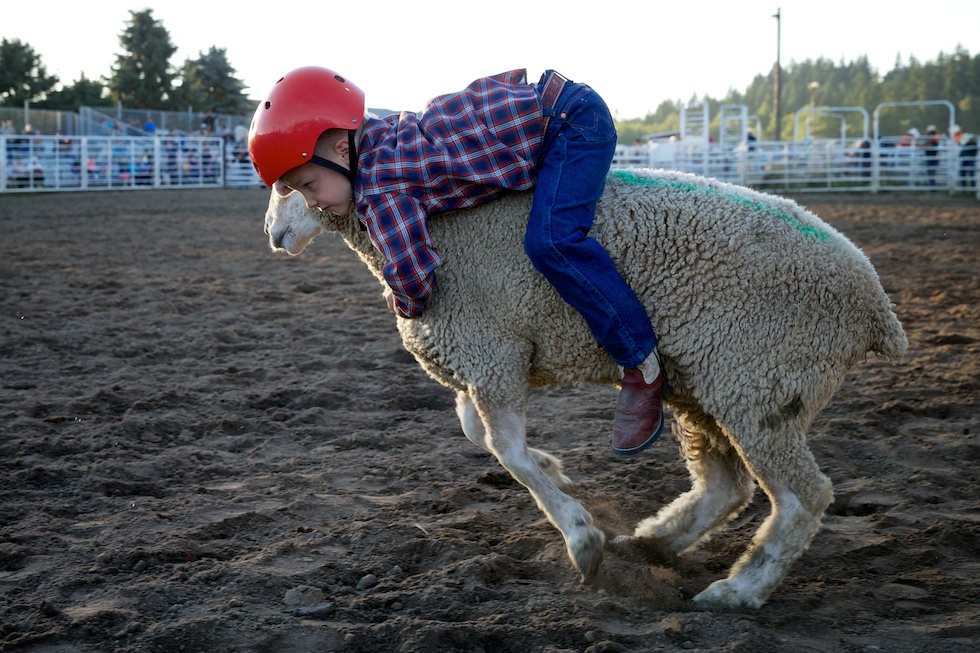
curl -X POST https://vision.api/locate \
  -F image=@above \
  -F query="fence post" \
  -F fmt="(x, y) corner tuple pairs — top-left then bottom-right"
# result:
(871, 140), (880, 193)
(946, 143), (956, 193)
(80, 137), (88, 190)
(153, 137), (162, 188)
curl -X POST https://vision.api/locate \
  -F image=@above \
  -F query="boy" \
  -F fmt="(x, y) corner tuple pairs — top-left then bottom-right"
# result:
(248, 66), (667, 455)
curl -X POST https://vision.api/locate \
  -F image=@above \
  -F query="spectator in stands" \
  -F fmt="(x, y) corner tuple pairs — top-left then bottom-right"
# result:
(7, 125), (34, 157)
(202, 144), (217, 182)
(2, 120), (16, 158)
(232, 138), (249, 163)
(898, 128), (918, 147)
(924, 125), (941, 187)
(959, 134), (977, 189)
(201, 110), (217, 135)
(56, 132), (74, 153)
(950, 124), (964, 145)
(847, 139), (872, 177)
(144, 117), (157, 135)
(745, 129), (757, 152)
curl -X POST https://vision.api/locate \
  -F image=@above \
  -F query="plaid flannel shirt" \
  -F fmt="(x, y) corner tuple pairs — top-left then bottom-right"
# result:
(354, 69), (543, 317)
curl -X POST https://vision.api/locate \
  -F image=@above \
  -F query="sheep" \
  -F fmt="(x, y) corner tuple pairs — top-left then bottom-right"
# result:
(263, 167), (907, 609)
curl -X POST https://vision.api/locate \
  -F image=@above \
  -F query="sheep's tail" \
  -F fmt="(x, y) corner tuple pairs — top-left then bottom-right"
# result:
(870, 304), (909, 361)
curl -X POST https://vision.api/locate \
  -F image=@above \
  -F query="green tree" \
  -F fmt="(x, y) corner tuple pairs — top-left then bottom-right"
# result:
(172, 46), (250, 114)
(615, 98), (682, 144)
(624, 47), (980, 143)
(37, 74), (112, 111)
(0, 38), (58, 106)
(107, 9), (177, 108)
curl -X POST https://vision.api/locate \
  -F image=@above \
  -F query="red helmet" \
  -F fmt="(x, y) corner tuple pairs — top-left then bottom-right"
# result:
(247, 66), (365, 186)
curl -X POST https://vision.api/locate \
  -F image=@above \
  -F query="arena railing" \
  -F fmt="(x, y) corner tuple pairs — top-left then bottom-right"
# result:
(1, 134), (265, 192)
(613, 137), (978, 196)
(2, 135), (976, 196)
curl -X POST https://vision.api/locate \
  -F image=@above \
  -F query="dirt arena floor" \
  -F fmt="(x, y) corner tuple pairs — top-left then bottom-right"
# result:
(1, 187), (977, 653)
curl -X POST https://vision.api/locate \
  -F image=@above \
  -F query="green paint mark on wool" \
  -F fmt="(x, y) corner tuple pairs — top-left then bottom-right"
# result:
(610, 169), (834, 243)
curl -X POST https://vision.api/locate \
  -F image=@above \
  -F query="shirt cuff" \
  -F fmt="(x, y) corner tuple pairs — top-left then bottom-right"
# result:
(395, 296), (425, 319)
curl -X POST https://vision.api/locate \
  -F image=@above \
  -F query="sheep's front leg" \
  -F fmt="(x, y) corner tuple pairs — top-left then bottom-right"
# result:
(473, 397), (603, 581)
(455, 392), (572, 490)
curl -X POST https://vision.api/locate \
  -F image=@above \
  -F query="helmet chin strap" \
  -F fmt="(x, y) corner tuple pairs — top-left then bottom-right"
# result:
(309, 130), (358, 186)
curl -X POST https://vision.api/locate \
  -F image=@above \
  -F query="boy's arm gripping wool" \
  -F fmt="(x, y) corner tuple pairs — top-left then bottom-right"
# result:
(359, 192), (440, 318)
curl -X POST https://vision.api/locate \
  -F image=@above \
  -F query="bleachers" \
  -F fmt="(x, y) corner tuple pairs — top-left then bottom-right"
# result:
(0, 103), (264, 192)
(1, 134), (264, 191)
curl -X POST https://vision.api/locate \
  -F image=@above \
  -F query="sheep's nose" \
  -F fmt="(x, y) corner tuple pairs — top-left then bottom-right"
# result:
(269, 228), (289, 249)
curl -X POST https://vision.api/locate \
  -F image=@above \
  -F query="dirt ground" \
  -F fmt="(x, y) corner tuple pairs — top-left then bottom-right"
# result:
(0, 187), (977, 653)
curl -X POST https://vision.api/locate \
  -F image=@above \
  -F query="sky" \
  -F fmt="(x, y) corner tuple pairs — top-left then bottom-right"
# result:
(5, 0), (980, 119)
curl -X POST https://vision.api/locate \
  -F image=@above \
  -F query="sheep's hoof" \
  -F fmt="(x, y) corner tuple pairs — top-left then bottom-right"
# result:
(692, 578), (765, 610)
(571, 527), (605, 583)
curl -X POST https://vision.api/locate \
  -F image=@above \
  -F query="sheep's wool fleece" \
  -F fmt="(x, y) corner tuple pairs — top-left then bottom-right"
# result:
(332, 168), (907, 425)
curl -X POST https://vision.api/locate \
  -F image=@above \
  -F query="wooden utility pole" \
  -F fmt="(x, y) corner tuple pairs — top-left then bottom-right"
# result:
(773, 8), (782, 141)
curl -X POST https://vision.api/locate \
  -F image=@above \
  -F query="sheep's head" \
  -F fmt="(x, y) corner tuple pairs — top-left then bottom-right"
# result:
(263, 189), (327, 255)
(264, 189), (363, 254)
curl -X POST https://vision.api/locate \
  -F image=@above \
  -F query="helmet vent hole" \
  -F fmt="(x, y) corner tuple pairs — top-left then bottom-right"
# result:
(334, 75), (345, 83)
(264, 101), (271, 110)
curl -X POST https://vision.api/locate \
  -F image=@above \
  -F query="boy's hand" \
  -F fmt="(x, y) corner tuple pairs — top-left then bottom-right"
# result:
(383, 287), (398, 314)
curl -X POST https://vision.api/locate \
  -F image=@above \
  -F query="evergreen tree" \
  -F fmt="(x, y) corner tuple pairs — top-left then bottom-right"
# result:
(107, 9), (177, 108)
(0, 38), (58, 106)
(172, 46), (251, 114)
(37, 74), (112, 112)
(668, 48), (980, 142)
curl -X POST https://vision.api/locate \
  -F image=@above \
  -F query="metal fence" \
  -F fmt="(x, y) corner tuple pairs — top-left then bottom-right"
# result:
(3, 133), (978, 196)
(613, 136), (979, 195)
(1, 134), (263, 192)
(4, 95), (977, 196)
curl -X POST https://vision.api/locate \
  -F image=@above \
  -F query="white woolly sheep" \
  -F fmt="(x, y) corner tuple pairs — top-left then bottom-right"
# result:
(263, 168), (907, 609)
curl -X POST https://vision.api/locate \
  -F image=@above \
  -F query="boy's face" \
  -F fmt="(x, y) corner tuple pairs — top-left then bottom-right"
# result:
(280, 161), (353, 217)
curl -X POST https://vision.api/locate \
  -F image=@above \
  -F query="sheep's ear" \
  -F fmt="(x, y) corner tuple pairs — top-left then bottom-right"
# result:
(273, 180), (290, 197)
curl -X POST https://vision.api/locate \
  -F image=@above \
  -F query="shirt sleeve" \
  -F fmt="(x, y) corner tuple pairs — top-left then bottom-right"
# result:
(361, 193), (440, 318)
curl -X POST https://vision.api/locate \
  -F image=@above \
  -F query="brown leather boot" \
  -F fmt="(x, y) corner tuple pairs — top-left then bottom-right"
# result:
(611, 366), (667, 455)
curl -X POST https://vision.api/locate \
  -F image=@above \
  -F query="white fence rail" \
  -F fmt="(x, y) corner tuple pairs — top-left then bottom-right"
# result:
(2, 135), (264, 192)
(613, 136), (978, 195)
(3, 134), (978, 195)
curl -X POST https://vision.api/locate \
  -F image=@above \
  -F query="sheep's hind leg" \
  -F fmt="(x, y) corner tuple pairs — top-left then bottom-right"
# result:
(614, 416), (754, 554)
(693, 425), (833, 609)
(455, 392), (572, 490)
(473, 396), (603, 582)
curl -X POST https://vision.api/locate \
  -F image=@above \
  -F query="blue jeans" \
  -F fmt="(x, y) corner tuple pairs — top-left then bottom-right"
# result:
(525, 73), (657, 368)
